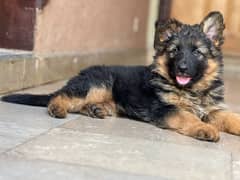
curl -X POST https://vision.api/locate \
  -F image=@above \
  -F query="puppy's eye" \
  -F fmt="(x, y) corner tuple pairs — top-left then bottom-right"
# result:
(193, 49), (204, 58)
(171, 46), (179, 53)
(168, 46), (179, 58)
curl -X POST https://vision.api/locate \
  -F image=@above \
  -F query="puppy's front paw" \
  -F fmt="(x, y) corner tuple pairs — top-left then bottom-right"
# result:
(82, 103), (108, 119)
(194, 125), (220, 142)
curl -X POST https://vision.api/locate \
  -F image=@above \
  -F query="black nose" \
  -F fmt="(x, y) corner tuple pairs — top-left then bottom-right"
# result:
(178, 63), (188, 72)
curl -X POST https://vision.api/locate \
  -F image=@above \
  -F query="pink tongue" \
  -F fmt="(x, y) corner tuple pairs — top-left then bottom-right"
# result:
(176, 76), (191, 85)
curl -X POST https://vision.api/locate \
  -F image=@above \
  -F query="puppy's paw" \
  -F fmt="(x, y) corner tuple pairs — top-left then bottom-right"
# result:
(194, 125), (220, 142)
(48, 103), (67, 118)
(83, 103), (108, 119)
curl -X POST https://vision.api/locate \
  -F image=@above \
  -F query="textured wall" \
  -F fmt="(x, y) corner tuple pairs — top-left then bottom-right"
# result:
(34, 0), (149, 54)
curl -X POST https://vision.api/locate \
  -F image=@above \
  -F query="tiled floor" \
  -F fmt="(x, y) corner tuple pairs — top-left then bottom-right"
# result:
(0, 62), (240, 179)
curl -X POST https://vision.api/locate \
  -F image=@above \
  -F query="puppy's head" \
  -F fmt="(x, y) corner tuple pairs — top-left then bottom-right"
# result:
(154, 11), (225, 88)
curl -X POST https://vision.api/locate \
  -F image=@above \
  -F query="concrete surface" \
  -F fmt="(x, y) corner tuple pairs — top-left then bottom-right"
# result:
(0, 65), (240, 179)
(0, 157), (164, 180)
(0, 102), (78, 153)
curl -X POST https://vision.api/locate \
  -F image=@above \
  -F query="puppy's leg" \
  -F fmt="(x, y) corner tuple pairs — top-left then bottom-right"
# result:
(159, 110), (219, 142)
(48, 87), (114, 118)
(207, 110), (240, 135)
(48, 94), (84, 118)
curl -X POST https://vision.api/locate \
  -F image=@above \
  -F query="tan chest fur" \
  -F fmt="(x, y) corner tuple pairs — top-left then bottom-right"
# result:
(162, 90), (223, 119)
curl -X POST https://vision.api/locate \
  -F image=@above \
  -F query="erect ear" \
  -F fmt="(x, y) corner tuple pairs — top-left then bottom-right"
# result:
(200, 11), (225, 47)
(154, 19), (182, 55)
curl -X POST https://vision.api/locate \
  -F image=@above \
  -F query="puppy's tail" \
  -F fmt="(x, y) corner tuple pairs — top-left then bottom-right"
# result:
(1, 94), (53, 107)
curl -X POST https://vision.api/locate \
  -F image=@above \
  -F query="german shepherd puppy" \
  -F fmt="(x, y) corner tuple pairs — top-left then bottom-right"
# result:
(3, 11), (240, 142)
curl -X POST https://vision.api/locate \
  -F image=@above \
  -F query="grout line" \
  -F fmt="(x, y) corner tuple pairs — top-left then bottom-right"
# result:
(0, 116), (80, 155)
(230, 153), (233, 180)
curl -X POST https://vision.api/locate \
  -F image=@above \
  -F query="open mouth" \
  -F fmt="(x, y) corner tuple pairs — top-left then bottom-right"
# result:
(176, 76), (192, 85)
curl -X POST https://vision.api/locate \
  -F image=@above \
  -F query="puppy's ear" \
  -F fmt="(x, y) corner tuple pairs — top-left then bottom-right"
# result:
(200, 11), (225, 47)
(154, 19), (182, 55)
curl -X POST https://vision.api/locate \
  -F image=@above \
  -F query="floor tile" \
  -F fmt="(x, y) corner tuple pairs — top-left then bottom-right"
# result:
(0, 156), (164, 180)
(7, 128), (231, 180)
(0, 102), (78, 152)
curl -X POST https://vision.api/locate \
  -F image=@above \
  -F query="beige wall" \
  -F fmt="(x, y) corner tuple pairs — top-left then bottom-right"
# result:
(34, 0), (149, 54)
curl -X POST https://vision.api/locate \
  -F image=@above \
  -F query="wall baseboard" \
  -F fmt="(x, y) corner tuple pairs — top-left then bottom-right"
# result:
(0, 49), (147, 94)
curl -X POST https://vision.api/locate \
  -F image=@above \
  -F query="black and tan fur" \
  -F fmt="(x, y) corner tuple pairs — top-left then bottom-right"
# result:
(2, 11), (240, 142)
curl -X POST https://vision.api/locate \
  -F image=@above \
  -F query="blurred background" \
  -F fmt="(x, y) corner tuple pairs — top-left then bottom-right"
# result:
(0, 0), (239, 106)
(0, 0), (150, 53)
(1, 2), (240, 179)
(0, 0), (239, 54)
